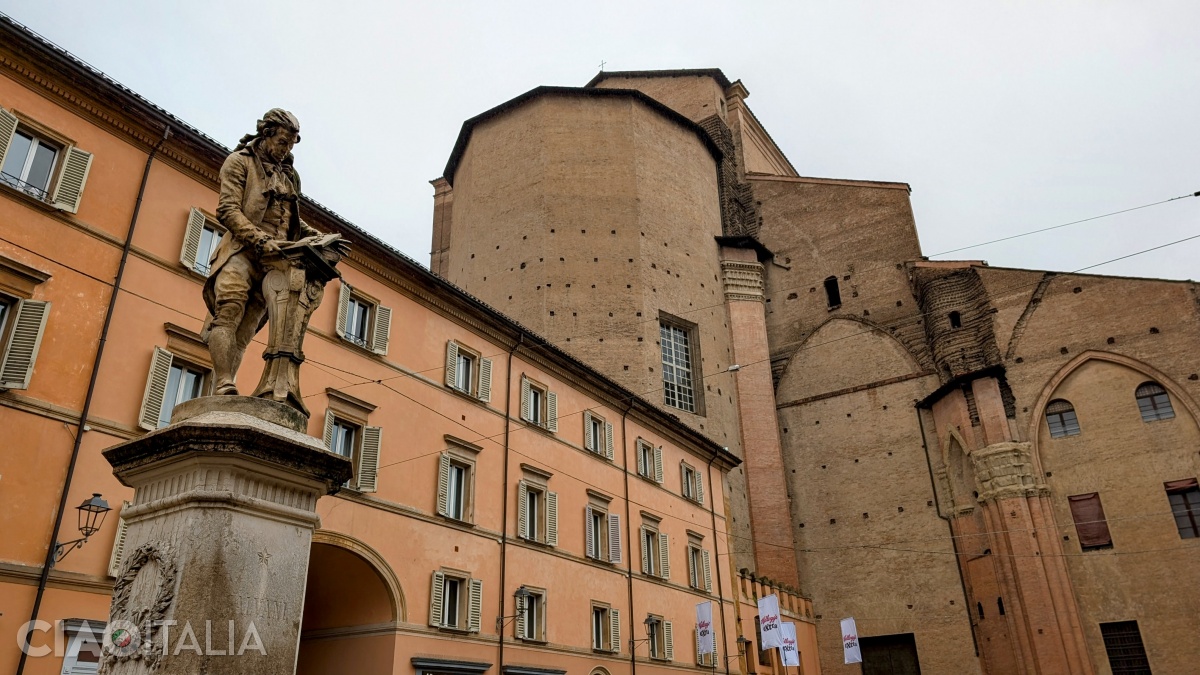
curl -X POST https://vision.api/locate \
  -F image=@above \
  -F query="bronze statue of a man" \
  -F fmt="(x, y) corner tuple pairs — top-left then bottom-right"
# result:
(202, 109), (346, 406)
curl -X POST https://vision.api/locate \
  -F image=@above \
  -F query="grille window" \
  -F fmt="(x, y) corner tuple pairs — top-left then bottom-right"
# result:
(1046, 399), (1081, 438)
(660, 322), (696, 413)
(1100, 621), (1151, 675)
(1166, 478), (1200, 539)
(1135, 382), (1174, 422)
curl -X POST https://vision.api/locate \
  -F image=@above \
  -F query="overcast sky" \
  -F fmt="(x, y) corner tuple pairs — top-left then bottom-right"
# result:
(6, 1), (1198, 281)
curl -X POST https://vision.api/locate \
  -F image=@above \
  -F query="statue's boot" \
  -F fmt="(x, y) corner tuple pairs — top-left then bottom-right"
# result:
(207, 325), (240, 396)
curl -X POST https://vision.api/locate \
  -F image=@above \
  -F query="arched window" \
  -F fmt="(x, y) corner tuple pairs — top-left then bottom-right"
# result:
(824, 276), (841, 308)
(948, 311), (962, 329)
(1046, 399), (1081, 438)
(1135, 382), (1175, 422)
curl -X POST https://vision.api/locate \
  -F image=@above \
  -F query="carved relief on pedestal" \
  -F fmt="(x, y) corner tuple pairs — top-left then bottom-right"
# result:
(721, 260), (765, 302)
(101, 543), (178, 673)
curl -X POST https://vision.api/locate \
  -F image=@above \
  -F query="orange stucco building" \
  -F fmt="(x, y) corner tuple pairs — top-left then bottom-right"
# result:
(0, 17), (821, 675)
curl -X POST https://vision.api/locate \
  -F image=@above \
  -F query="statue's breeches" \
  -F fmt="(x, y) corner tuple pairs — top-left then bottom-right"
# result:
(210, 251), (267, 342)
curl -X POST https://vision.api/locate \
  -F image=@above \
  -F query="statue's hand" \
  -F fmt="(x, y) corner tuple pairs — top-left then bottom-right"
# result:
(257, 237), (285, 257)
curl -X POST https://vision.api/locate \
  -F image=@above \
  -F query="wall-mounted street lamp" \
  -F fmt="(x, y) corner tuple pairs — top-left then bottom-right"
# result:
(630, 614), (661, 652)
(53, 493), (111, 565)
(495, 585), (533, 630)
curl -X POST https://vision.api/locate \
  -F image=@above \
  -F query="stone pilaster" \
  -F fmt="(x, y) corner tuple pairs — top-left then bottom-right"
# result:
(98, 396), (351, 675)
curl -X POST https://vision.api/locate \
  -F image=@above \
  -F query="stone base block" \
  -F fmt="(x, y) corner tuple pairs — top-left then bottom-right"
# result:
(98, 396), (352, 675)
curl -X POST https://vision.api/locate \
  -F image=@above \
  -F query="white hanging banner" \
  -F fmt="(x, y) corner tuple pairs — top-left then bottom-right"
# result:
(841, 617), (862, 664)
(779, 622), (800, 667)
(696, 601), (716, 655)
(757, 594), (784, 649)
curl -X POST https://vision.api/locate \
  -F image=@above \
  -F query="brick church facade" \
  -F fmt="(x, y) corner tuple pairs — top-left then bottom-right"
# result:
(431, 69), (1200, 674)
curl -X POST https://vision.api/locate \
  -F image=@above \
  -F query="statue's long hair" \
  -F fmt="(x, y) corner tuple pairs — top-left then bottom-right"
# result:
(234, 121), (295, 165)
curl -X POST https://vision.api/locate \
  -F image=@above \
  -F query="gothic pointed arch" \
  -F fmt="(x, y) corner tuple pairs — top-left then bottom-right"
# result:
(775, 315), (928, 402)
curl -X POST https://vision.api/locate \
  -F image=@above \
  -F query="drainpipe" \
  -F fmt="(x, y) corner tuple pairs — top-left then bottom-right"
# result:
(620, 403), (637, 675)
(16, 125), (171, 675)
(915, 404), (980, 657)
(496, 332), (523, 670)
(706, 453), (731, 675)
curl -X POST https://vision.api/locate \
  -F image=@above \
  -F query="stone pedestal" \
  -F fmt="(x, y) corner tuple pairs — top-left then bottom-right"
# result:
(98, 396), (352, 675)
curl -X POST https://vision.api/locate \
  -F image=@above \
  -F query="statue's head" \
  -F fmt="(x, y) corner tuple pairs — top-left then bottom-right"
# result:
(251, 108), (301, 163)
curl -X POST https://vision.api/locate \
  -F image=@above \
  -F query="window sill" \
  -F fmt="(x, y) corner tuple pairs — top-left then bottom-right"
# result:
(592, 648), (619, 655)
(435, 625), (475, 635)
(446, 383), (490, 407)
(516, 637), (548, 645)
(522, 420), (556, 436)
(338, 334), (383, 358)
(1080, 544), (1113, 552)
(517, 535), (553, 549)
(636, 472), (661, 486)
(437, 513), (477, 528)
(827, 304), (841, 312)
(0, 182), (59, 213)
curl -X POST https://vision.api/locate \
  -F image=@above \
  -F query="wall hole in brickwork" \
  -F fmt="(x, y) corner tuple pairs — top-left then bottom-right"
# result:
(520, 262), (526, 269)
(496, 245), (500, 249)
(949, 311), (962, 329)
(847, 413), (852, 417)
(898, 506), (904, 512)
(637, 337), (643, 342)
(549, 311), (555, 316)
(829, 519), (836, 524)
(599, 338), (603, 342)
(883, 405), (888, 410)
(581, 229), (586, 234)
(927, 500), (933, 506)
(649, 367), (654, 372)
(852, 291), (859, 298)
(1150, 327), (1159, 334)
(821, 465), (826, 469)
(1190, 374), (1199, 380)
(999, 599), (1006, 616)
(508, 296), (512, 300)
(815, 421), (819, 425)
(572, 312), (577, 316)
(862, 513), (869, 519)
(546, 283), (551, 288)
(887, 452), (892, 456)
(1060, 347), (1069, 354)
(623, 365), (629, 371)
(536, 285), (541, 290)
(470, 253), (475, 259)
(559, 257), (564, 262)
(896, 300), (903, 307)
(550, 229), (555, 233)
(977, 603), (985, 619)
(799, 523), (804, 528)
(628, 259), (633, 263)
(483, 277), (486, 281)
(854, 459), (859, 463)
(522, 235), (527, 240)
(1045, 471), (1052, 477)
(611, 230), (616, 234)
(1107, 337), (1115, 344)
(593, 258), (598, 262)
(863, 310), (870, 316)
(782, 428), (788, 433)
(1015, 357), (1024, 363)
(651, 263), (657, 269)
(949, 601), (955, 605)
(1072, 287), (1082, 294)
(641, 232), (645, 236)
(626, 285), (631, 288)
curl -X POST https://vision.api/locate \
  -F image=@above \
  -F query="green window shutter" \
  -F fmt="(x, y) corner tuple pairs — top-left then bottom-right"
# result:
(659, 532), (670, 579)
(370, 305), (391, 355)
(136, 347), (174, 430)
(106, 501), (131, 577)
(546, 491), (558, 547)
(546, 390), (558, 432)
(582, 411), (594, 450)
(429, 571), (445, 627)
(702, 549), (712, 592)
(517, 481), (528, 539)
(468, 578), (483, 633)
(604, 422), (614, 460)
(610, 608), (621, 653)
(445, 341), (458, 388)
(179, 208), (206, 271)
(0, 107), (18, 170)
(358, 426), (381, 492)
(335, 282), (350, 338)
(663, 620), (674, 661)
(608, 513), (621, 563)
(436, 452), (450, 516)
(585, 505), (595, 558)
(50, 146), (93, 213)
(653, 445), (664, 483)
(477, 357), (492, 402)
(322, 409), (335, 450)
(0, 299), (50, 390)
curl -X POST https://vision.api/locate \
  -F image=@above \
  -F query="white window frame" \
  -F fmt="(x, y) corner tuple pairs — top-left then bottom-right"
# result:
(429, 569), (482, 633)
(322, 409), (382, 493)
(0, 107), (92, 212)
(520, 376), (558, 432)
(636, 439), (664, 484)
(335, 281), (391, 355)
(591, 603), (620, 653)
(516, 587), (547, 642)
(59, 619), (104, 674)
(445, 340), (492, 402)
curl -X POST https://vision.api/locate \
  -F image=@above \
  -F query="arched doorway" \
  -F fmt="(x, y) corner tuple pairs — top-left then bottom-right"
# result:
(297, 535), (402, 675)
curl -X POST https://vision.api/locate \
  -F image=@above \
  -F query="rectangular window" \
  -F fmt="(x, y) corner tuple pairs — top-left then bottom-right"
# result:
(436, 441), (479, 523)
(1166, 478), (1200, 539)
(636, 439), (663, 483)
(592, 605), (611, 651)
(520, 376), (557, 432)
(0, 108), (92, 212)
(589, 506), (606, 559)
(336, 282), (391, 355)
(1100, 621), (1151, 675)
(518, 480), (558, 546)
(1068, 492), (1113, 550)
(517, 588), (546, 642)
(641, 523), (669, 579)
(196, 224), (223, 275)
(1, 128), (58, 199)
(447, 462), (466, 519)
(647, 616), (673, 661)
(323, 409), (382, 493)
(138, 347), (210, 430)
(445, 341), (492, 401)
(681, 462), (704, 504)
(157, 362), (206, 428)
(429, 570), (482, 632)
(660, 321), (697, 413)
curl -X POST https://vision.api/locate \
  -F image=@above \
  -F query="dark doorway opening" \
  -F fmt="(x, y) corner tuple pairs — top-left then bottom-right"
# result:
(861, 632), (921, 675)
